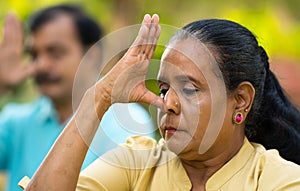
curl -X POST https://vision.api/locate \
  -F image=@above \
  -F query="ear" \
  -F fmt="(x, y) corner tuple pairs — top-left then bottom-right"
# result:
(233, 81), (255, 117)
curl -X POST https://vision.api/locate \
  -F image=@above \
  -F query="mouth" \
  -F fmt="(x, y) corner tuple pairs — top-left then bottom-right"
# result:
(164, 126), (177, 135)
(35, 75), (61, 85)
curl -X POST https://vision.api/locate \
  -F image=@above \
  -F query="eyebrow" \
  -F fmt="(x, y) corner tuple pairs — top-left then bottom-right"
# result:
(157, 77), (168, 84)
(27, 42), (67, 53)
(46, 44), (67, 52)
(175, 75), (204, 85)
(157, 75), (204, 85)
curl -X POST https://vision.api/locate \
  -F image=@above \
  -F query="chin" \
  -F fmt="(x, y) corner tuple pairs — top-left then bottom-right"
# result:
(165, 133), (191, 155)
(38, 85), (66, 99)
(41, 90), (68, 102)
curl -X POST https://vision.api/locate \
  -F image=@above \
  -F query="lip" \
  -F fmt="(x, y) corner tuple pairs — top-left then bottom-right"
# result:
(164, 126), (178, 135)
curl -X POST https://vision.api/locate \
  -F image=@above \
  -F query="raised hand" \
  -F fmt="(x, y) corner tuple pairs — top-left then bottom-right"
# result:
(98, 14), (163, 108)
(23, 15), (163, 191)
(0, 13), (36, 94)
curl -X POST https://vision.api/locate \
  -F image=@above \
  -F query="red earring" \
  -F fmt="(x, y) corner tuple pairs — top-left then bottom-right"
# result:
(233, 111), (244, 125)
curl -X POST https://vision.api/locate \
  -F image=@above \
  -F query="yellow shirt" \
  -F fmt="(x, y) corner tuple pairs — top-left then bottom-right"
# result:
(77, 136), (300, 191)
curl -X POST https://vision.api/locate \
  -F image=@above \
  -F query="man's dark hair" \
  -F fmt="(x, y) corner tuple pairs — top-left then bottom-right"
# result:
(28, 4), (103, 48)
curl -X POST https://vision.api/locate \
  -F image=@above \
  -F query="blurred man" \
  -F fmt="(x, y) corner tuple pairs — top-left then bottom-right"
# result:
(0, 5), (155, 191)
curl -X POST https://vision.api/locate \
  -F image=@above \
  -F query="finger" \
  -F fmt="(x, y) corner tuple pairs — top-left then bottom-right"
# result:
(145, 14), (160, 59)
(2, 13), (24, 56)
(141, 90), (164, 110)
(138, 14), (152, 55)
(8, 14), (24, 58)
(23, 63), (38, 77)
(129, 14), (151, 56)
(147, 24), (161, 59)
(12, 15), (24, 52)
(144, 22), (157, 57)
(8, 14), (19, 46)
(2, 14), (15, 45)
(11, 64), (37, 85)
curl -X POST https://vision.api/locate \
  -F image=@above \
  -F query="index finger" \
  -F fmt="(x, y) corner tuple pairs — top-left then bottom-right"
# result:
(2, 13), (23, 50)
(130, 14), (160, 58)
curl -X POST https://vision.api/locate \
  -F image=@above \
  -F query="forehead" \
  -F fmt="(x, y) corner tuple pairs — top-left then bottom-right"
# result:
(30, 15), (80, 47)
(159, 38), (217, 80)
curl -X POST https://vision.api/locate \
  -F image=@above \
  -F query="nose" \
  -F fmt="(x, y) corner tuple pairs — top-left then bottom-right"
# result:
(164, 88), (181, 115)
(34, 55), (52, 72)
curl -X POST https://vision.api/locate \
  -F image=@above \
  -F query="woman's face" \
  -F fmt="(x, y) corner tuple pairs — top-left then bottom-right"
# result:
(157, 38), (242, 160)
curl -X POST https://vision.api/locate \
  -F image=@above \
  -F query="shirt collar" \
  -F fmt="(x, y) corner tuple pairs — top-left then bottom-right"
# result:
(206, 137), (255, 190)
(37, 96), (72, 127)
(37, 96), (64, 127)
(36, 96), (55, 122)
(159, 139), (192, 190)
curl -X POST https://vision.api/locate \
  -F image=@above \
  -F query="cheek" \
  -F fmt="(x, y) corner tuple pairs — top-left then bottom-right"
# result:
(183, 100), (202, 133)
(61, 56), (81, 78)
(182, 96), (211, 137)
(157, 109), (166, 129)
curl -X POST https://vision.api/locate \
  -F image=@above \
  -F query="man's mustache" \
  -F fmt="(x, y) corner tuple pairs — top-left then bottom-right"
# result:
(34, 73), (61, 85)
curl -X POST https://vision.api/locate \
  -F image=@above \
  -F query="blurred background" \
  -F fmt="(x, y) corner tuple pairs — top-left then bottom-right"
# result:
(0, 0), (300, 190)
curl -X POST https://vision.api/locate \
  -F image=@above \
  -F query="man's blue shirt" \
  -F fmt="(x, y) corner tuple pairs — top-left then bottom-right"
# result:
(0, 96), (155, 191)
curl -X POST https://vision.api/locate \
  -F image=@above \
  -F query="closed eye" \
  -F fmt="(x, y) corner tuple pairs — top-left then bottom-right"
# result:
(182, 88), (198, 95)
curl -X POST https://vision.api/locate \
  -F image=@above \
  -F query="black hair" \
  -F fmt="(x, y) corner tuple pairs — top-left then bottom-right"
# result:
(170, 19), (300, 164)
(28, 4), (103, 49)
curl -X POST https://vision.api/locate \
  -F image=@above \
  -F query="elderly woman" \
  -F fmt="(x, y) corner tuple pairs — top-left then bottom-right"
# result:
(22, 14), (300, 191)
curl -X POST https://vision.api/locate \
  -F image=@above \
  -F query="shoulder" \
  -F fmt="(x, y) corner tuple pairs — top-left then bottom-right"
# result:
(252, 141), (300, 170)
(251, 142), (300, 190)
(78, 136), (180, 191)
(123, 135), (158, 149)
(0, 97), (47, 118)
(78, 136), (159, 191)
(0, 97), (53, 130)
(99, 136), (173, 169)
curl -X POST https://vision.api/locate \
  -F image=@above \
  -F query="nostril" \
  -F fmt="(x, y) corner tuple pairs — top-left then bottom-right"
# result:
(167, 108), (176, 114)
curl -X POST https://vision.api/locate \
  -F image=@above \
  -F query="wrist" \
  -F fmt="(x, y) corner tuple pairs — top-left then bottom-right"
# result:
(93, 81), (113, 119)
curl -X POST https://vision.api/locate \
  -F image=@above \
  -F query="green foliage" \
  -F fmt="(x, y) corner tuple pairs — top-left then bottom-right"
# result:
(222, 5), (300, 58)
(2, 0), (299, 58)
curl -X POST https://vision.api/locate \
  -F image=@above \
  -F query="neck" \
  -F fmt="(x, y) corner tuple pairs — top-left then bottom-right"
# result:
(53, 99), (73, 124)
(181, 159), (223, 191)
(180, 138), (244, 191)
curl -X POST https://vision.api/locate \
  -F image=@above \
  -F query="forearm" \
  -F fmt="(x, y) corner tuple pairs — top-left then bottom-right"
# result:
(23, 14), (161, 191)
(25, 84), (111, 191)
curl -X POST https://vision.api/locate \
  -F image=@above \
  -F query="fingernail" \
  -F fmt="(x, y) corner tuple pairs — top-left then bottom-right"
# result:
(152, 14), (159, 23)
(144, 14), (151, 22)
(152, 14), (159, 18)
